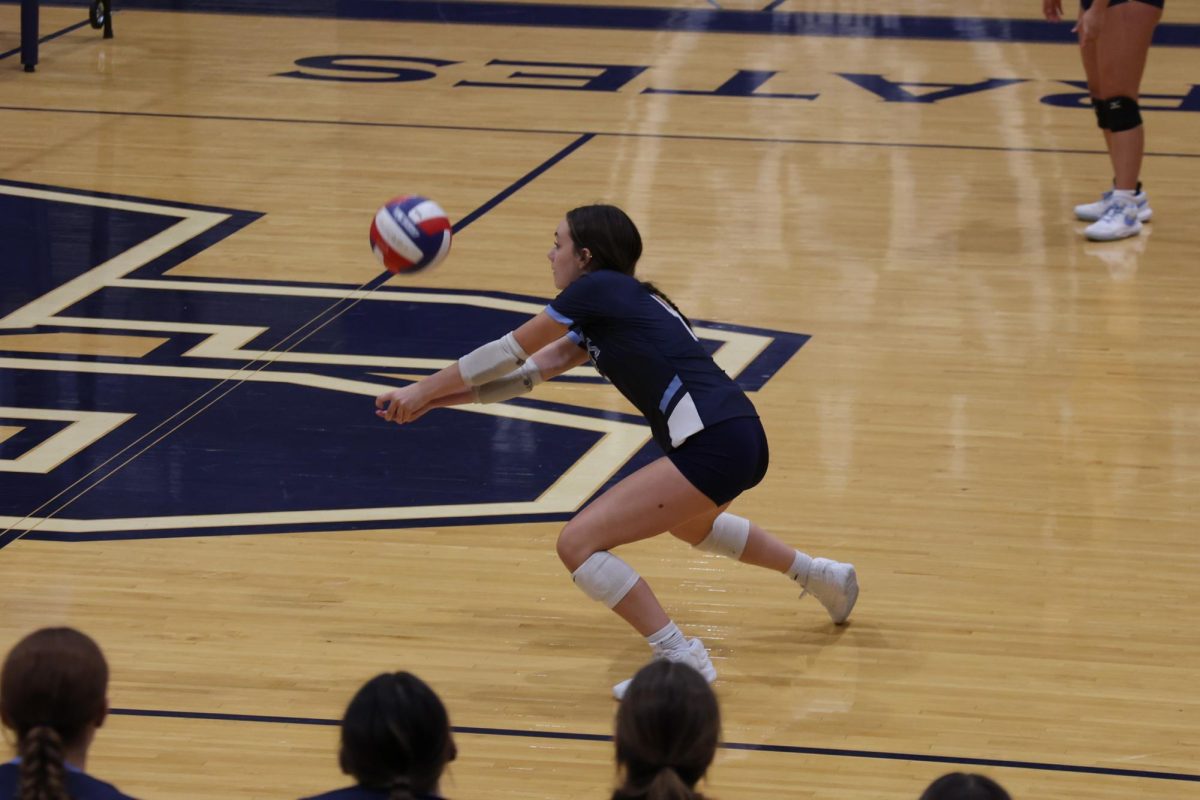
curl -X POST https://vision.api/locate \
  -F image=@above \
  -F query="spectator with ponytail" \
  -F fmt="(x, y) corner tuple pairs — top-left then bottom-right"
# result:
(303, 672), (456, 800)
(0, 627), (135, 800)
(612, 660), (720, 800)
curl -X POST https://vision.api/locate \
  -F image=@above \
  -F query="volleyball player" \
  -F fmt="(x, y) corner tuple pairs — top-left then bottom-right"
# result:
(376, 205), (858, 698)
(1044, 0), (1164, 241)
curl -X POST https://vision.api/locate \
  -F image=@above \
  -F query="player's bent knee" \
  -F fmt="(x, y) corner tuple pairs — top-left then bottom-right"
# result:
(571, 552), (640, 608)
(555, 524), (595, 571)
(1104, 96), (1142, 132)
(693, 512), (750, 560)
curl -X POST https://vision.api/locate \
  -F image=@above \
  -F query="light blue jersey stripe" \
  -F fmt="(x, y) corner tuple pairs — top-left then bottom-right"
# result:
(544, 304), (574, 325)
(658, 374), (683, 413)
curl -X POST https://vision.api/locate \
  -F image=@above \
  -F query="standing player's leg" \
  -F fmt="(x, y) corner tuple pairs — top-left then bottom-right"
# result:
(1073, 1), (1119, 222)
(1098, 1), (1161, 193)
(669, 508), (858, 624)
(1084, 0), (1162, 240)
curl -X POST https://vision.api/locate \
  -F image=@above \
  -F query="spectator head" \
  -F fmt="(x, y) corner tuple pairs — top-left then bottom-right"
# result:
(1, 627), (110, 800)
(920, 772), (1012, 800)
(338, 672), (456, 800)
(613, 660), (720, 800)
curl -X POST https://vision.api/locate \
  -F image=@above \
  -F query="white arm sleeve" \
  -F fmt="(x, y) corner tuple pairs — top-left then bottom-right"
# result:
(472, 359), (544, 404)
(458, 332), (530, 386)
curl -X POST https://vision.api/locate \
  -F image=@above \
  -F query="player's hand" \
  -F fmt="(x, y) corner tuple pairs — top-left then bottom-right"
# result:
(375, 385), (430, 425)
(1043, 0), (1064, 21)
(1072, 6), (1105, 42)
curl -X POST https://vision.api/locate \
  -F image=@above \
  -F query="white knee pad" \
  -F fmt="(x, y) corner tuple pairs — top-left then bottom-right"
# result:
(572, 552), (641, 609)
(694, 513), (750, 560)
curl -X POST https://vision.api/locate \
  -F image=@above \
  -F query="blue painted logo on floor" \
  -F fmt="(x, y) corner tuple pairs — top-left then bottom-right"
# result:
(0, 180), (807, 543)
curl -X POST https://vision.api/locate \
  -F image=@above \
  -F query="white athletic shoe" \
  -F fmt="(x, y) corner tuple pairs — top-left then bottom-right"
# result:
(1084, 196), (1143, 242)
(1074, 189), (1152, 223)
(612, 637), (717, 700)
(801, 558), (859, 624)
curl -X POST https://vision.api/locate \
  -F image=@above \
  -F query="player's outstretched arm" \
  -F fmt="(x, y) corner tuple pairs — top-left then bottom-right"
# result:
(527, 336), (590, 381)
(376, 335), (586, 423)
(471, 336), (588, 405)
(375, 311), (569, 423)
(380, 389), (477, 424)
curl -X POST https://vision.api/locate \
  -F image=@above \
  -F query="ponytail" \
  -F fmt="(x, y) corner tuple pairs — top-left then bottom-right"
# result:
(612, 765), (703, 800)
(640, 281), (692, 329)
(388, 775), (416, 800)
(18, 726), (72, 800)
(647, 767), (702, 800)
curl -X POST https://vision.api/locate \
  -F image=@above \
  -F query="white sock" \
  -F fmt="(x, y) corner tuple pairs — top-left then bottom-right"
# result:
(786, 551), (813, 586)
(647, 621), (687, 653)
(1113, 189), (1137, 199)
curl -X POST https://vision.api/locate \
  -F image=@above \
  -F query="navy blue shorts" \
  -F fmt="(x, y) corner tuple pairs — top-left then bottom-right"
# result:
(667, 416), (769, 506)
(1082, 0), (1163, 9)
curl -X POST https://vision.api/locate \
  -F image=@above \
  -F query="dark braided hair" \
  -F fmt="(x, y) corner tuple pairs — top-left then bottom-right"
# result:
(1, 627), (109, 800)
(18, 727), (70, 800)
(565, 204), (692, 329)
(612, 661), (720, 800)
(337, 672), (456, 800)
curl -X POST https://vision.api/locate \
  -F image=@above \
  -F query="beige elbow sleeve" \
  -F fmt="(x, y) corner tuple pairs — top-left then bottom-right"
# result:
(473, 359), (544, 404)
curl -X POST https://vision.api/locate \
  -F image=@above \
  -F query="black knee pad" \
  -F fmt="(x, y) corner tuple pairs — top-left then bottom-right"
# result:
(1091, 97), (1109, 130)
(1105, 96), (1142, 132)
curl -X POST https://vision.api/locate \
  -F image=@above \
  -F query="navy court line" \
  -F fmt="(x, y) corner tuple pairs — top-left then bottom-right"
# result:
(13, 0), (1200, 46)
(0, 17), (91, 61)
(107, 708), (1200, 783)
(452, 133), (595, 233)
(2, 105), (1198, 160)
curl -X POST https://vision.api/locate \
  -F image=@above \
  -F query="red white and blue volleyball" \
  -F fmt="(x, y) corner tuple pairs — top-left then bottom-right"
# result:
(369, 195), (453, 274)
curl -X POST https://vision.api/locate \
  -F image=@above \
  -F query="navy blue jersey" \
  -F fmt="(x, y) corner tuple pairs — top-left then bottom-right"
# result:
(302, 786), (441, 800)
(546, 270), (757, 452)
(0, 761), (137, 800)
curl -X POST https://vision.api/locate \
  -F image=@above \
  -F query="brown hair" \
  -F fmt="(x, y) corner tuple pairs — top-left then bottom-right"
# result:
(612, 661), (720, 800)
(1, 627), (109, 800)
(565, 205), (691, 328)
(338, 672), (456, 800)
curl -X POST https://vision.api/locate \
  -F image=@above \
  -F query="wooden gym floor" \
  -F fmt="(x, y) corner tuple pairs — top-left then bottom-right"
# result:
(1, 1), (1198, 798)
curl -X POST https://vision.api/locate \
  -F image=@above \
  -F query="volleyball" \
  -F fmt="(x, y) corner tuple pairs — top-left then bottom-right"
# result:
(369, 195), (453, 274)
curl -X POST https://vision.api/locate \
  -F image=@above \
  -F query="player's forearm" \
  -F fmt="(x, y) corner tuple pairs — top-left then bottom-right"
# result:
(425, 390), (476, 410)
(413, 362), (471, 404)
